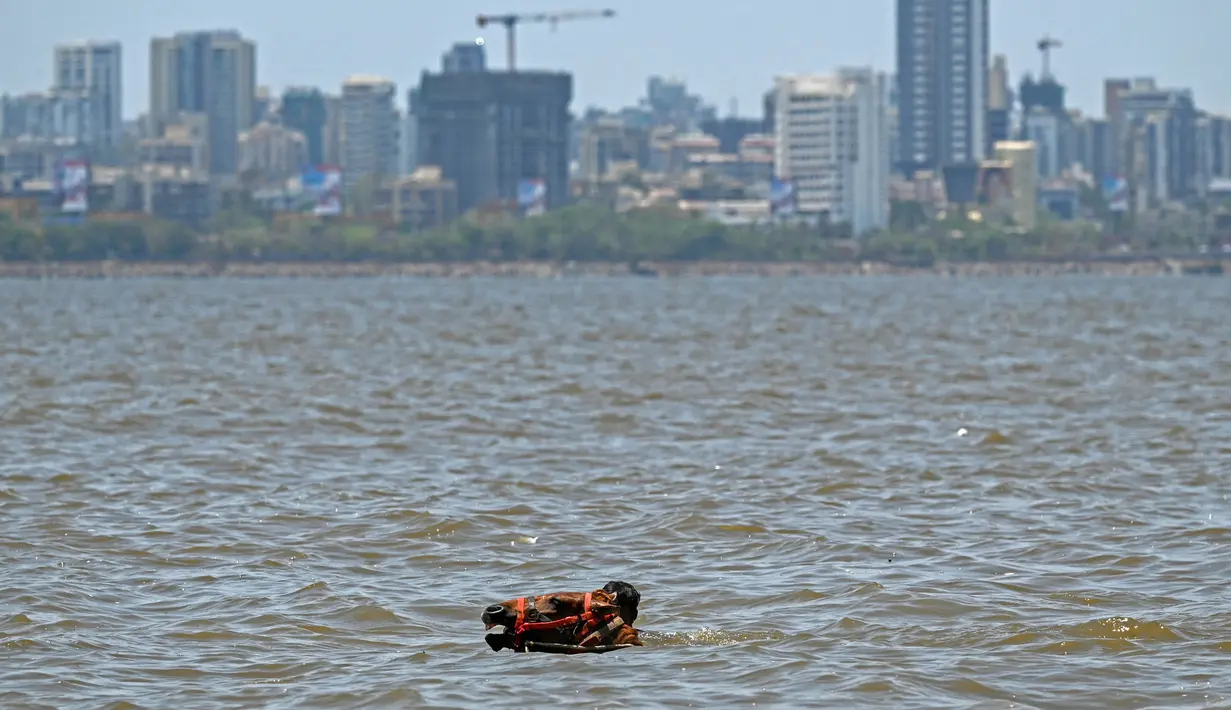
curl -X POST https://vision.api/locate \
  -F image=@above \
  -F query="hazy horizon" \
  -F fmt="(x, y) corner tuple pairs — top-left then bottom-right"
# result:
(2, 0), (1228, 119)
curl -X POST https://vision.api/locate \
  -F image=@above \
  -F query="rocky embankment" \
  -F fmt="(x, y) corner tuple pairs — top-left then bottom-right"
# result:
(0, 258), (1223, 279)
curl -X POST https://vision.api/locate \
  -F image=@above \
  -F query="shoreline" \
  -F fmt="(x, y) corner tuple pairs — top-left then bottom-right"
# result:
(0, 258), (1225, 279)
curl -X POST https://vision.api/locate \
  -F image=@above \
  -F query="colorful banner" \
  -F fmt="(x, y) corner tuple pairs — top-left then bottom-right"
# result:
(769, 178), (796, 216)
(518, 178), (546, 217)
(977, 164), (1012, 205)
(57, 159), (89, 213)
(1102, 176), (1128, 213)
(302, 165), (343, 216)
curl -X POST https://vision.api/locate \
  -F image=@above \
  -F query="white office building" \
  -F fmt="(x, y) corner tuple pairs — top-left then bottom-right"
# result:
(772, 69), (891, 236)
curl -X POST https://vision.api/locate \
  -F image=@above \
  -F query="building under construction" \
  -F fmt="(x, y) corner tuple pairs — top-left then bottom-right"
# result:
(414, 69), (572, 214)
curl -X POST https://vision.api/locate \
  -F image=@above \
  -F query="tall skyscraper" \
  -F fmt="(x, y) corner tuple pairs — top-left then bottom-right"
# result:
(281, 87), (327, 167)
(1102, 78), (1132, 179)
(339, 75), (399, 187)
(986, 54), (1012, 153)
(895, 0), (989, 175)
(53, 41), (123, 151)
(149, 30), (257, 176)
(416, 70), (572, 214)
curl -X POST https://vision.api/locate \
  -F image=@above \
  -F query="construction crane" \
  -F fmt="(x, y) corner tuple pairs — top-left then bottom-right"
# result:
(476, 8), (616, 72)
(1037, 35), (1062, 78)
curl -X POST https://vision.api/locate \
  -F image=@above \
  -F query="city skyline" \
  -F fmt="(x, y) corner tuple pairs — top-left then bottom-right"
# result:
(2, 0), (1230, 120)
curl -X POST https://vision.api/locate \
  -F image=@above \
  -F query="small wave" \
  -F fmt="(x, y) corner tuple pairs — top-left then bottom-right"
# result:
(1065, 616), (1183, 642)
(715, 523), (770, 534)
(1175, 527), (1231, 540)
(641, 628), (787, 647)
(329, 605), (403, 625)
(165, 629), (252, 642)
(290, 581), (330, 595)
(980, 430), (1013, 445)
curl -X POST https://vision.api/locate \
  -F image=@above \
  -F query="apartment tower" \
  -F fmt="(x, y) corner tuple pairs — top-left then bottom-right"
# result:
(896, 0), (989, 175)
(53, 41), (123, 151)
(339, 75), (399, 187)
(149, 30), (257, 176)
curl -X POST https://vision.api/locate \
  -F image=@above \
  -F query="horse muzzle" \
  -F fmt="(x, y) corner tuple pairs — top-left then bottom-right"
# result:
(482, 604), (517, 652)
(484, 627), (514, 652)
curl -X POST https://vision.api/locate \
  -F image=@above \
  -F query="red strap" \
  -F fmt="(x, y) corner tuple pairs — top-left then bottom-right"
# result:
(512, 592), (618, 650)
(576, 592), (599, 639)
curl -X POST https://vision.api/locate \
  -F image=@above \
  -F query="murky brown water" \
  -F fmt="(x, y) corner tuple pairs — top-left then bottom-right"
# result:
(1, 275), (1229, 709)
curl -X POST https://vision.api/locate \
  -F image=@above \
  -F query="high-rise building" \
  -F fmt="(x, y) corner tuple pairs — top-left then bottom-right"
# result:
(576, 117), (650, 182)
(0, 91), (97, 144)
(646, 75), (714, 132)
(253, 86), (273, 125)
(442, 42), (487, 73)
(1104, 79), (1132, 121)
(1200, 114), (1231, 182)
(988, 55), (1009, 111)
(322, 94), (343, 166)
(403, 87), (422, 175)
(1071, 117), (1113, 181)
(416, 70), (573, 214)
(149, 30), (257, 176)
(987, 54), (1012, 153)
(1018, 74), (1071, 179)
(772, 69), (891, 236)
(1117, 78), (1199, 203)
(1101, 78), (1133, 179)
(280, 87), (327, 166)
(53, 41), (123, 151)
(239, 116), (308, 186)
(895, 0), (989, 175)
(339, 75), (398, 187)
(887, 75), (901, 172)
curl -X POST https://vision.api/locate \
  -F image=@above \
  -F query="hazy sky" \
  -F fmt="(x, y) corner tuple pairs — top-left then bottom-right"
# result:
(1, 0), (1227, 120)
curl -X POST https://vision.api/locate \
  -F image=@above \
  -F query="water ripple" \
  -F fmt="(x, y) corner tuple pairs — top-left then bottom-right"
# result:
(1, 276), (1229, 709)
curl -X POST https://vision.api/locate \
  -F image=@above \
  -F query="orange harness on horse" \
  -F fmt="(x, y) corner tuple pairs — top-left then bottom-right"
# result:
(510, 593), (627, 654)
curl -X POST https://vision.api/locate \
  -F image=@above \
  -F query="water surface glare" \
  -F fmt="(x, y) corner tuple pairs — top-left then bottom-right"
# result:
(1, 276), (1230, 709)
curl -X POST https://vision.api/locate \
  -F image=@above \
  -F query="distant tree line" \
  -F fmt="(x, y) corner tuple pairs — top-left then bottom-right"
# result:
(0, 202), (1219, 265)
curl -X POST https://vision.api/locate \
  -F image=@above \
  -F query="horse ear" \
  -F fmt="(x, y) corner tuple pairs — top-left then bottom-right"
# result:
(585, 589), (615, 611)
(591, 600), (621, 618)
